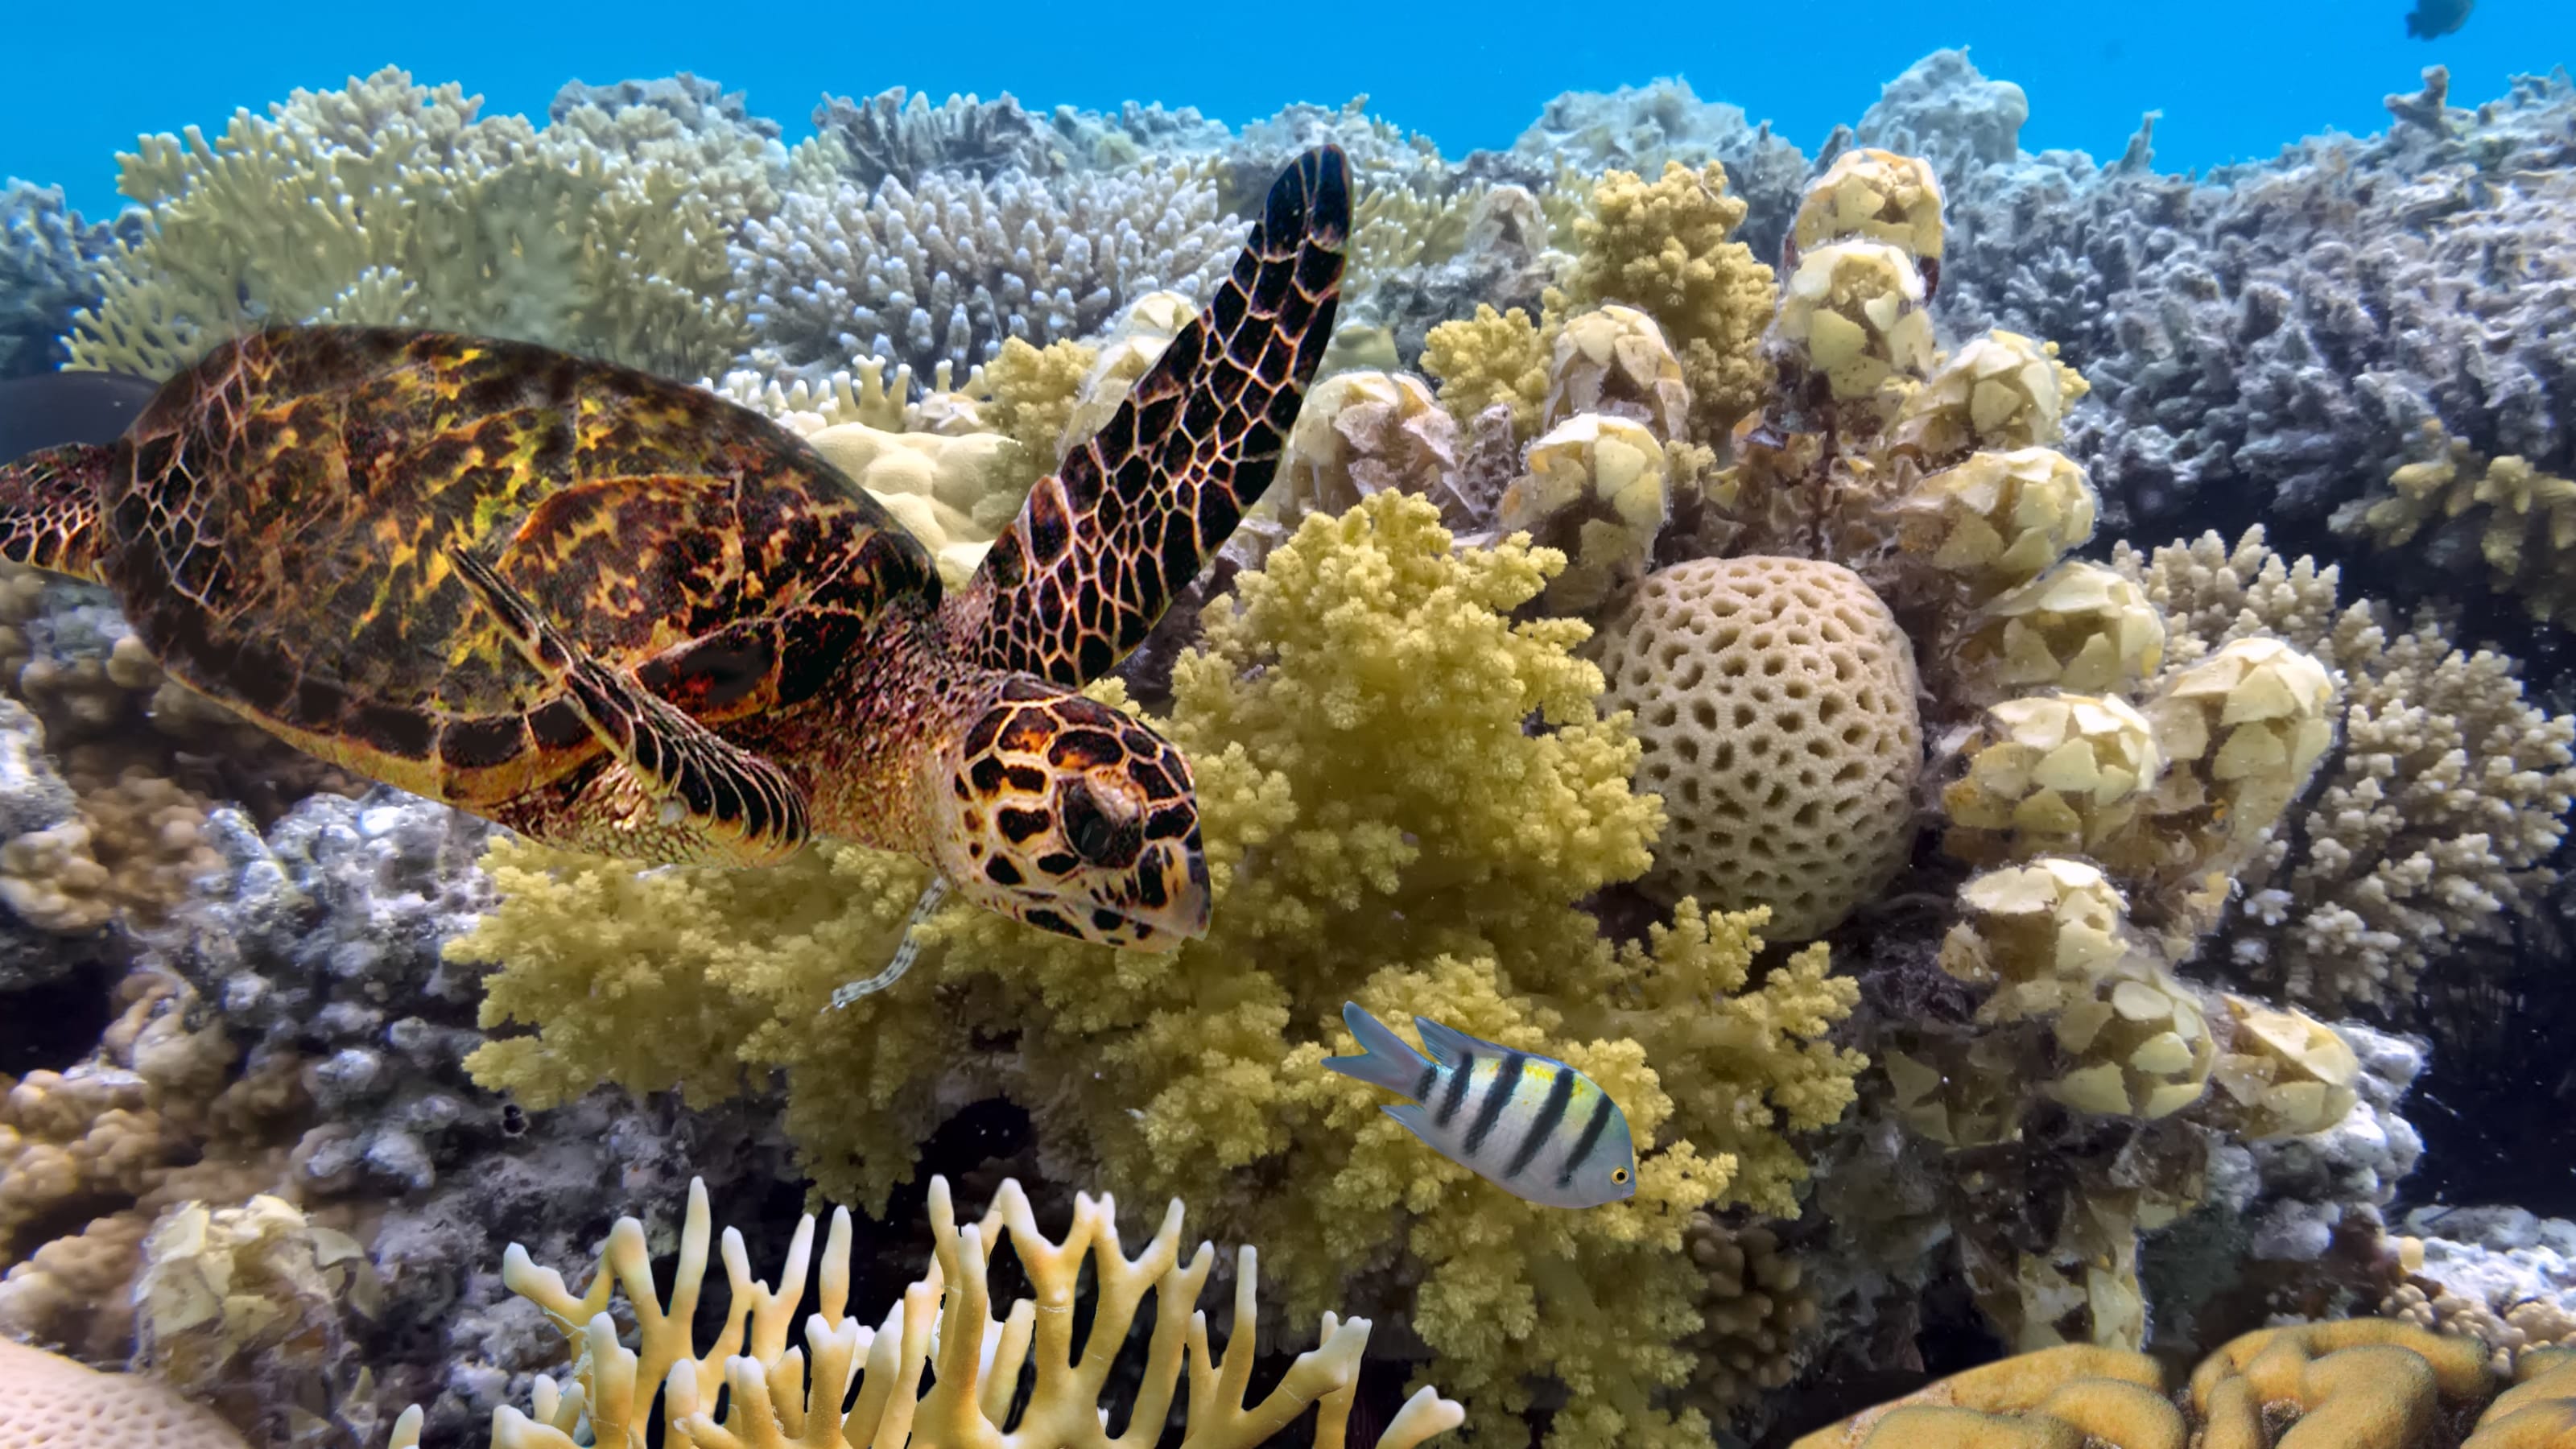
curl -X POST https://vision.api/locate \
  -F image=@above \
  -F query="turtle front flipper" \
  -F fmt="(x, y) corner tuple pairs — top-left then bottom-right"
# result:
(962, 145), (1350, 687)
(0, 444), (113, 583)
(448, 547), (812, 867)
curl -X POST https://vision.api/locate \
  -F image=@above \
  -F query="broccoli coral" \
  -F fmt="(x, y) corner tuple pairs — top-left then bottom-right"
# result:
(1558, 161), (1777, 440)
(455, 491), (1864, 1449)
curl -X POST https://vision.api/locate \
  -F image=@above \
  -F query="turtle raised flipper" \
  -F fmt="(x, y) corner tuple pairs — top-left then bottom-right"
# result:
(965, 143), (1351, 687)
(448, 547), (811, 867)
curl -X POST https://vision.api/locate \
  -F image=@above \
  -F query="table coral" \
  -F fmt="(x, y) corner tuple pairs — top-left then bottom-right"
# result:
(456, 491), (1864, 1449)
(66, 68), (773, 382)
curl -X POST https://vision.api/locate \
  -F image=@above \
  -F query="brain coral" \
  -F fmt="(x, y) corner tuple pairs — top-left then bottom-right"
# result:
(0, 1337), (248, 1449)
(1595, 555), (1922, 939)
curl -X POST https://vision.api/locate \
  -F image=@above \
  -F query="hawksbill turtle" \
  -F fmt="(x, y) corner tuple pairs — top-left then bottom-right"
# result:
(0, 147), (1349, 953)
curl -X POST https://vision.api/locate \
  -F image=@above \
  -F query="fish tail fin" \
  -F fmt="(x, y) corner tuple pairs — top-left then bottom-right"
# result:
(0, 444), (111, 583)
(1321, 1001), (1432, 1099)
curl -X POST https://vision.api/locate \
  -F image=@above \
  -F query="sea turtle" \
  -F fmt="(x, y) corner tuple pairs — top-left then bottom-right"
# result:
(0, 147), (1348, 952)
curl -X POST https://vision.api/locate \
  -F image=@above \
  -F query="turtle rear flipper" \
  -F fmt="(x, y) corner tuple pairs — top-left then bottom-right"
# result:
(0, 444), (113, 583)
(448, 547), (812, 867)
(963, 145), (1350, 687)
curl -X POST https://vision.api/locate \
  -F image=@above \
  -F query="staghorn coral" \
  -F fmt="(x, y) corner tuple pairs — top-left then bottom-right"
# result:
(1558, 160), (1777, 441)
(390, 1174), (1463, 1449)
(730, 163), (1239, 387)
(2112, 526), (2576, 1007)
(456, 491), (1864, 1449)
(67, 68), (774, 382)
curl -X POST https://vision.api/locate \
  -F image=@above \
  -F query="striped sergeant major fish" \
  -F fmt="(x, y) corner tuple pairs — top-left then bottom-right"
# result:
(1322, 1001), (1637, 1209)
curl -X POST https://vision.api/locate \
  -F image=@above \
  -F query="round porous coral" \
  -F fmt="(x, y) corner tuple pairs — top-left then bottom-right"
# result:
(1597, 555), (1922, 939)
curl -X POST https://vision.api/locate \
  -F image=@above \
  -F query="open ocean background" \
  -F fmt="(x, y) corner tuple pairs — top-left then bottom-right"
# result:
(10, 0), (2576, 218)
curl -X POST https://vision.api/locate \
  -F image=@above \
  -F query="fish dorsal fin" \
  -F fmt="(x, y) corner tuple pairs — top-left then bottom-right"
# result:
(1411, 1015), (1516, 1068)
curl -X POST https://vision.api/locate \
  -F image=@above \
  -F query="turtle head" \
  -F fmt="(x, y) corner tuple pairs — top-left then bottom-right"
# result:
(931, 676), (1210, 951)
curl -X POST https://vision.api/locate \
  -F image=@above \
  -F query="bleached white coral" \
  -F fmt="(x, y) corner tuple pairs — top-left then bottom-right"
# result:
(2114, 527), (2576, 1007)
(729, 164), (1240, 386)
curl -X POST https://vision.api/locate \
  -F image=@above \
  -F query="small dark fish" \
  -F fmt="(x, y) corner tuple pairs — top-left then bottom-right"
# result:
(2405, 0), (2471, 39)
(0, 370), (160, 465)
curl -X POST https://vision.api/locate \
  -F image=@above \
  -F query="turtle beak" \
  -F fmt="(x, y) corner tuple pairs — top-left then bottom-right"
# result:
(1125, 838), (1211, 949)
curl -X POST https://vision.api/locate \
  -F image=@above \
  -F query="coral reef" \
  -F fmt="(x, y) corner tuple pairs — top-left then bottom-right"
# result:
(1595, 556), (1922, 939)
(808, 87), (1067, 189)
(729, 163), (1238, 387)
(392, 1174), (1466, 1449)
(0, 966), (305, 1361)
(1558, 160), (1777, 440)
(66, 68), (779, 381)
(1, 182), (138, 378)
(2112, 528), (2576, 1008)
(1790, 1320), (2549, 1447)
(0, 1335), (250, 1447)
(456, 492), (1864, 1449)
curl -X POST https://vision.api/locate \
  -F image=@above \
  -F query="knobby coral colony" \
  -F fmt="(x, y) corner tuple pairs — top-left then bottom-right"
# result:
(0, 55), (2573, 1449)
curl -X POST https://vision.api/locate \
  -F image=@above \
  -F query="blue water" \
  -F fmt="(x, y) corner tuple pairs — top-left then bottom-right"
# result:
(9, 0), (2574, 219)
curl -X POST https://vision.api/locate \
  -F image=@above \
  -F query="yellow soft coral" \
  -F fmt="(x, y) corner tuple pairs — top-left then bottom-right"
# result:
(458, 492), (1864, 1449)
(1421, 303), (1550, 438)
(1558, 161), (1777, 441)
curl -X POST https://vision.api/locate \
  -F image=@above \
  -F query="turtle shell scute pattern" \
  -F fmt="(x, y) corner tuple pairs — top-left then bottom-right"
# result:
(101, 325), (935, 804)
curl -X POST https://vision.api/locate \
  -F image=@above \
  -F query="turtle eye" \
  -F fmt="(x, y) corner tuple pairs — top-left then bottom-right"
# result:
(1061, 779), (1119, 864)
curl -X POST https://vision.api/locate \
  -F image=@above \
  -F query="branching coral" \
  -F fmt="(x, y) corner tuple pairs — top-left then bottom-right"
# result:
(810, 86), (1069, 189)
(66, 68), (775, 382)
(455, 492), (1864, 1449)
(729, 164), (1238, 386)
(2, 182), (138, 378)
(2112, 527), (2576, 1007)
(388, 1174), (1463, 1449)
(1558, 161), (1777, 440)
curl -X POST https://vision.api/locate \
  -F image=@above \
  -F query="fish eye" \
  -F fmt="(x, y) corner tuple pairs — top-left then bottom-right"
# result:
(1612, 1168), (1629, 1183)
(1061, 778), (1118, 863)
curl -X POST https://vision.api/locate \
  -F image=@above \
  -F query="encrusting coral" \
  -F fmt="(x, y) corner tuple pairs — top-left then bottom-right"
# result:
(454, 491), (1865, 1449)
(385, 1174), (1466, 1449)
(1789, 1320), (2576, 1448)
